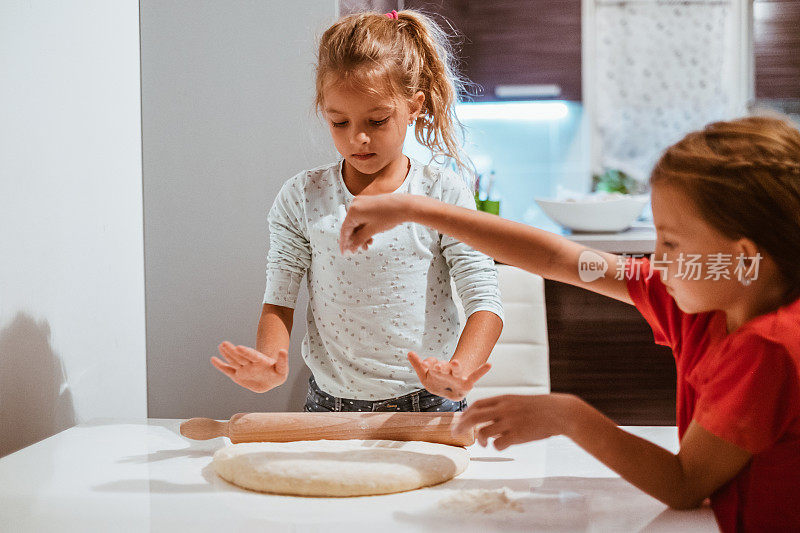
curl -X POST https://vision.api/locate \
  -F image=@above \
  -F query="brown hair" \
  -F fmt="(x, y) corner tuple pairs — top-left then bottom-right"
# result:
(651, 116), (800, 304)
(314, 9), (469, 172)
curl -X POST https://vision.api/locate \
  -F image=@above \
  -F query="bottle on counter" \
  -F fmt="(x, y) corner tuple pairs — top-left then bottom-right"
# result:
(481, 170), (501, 216)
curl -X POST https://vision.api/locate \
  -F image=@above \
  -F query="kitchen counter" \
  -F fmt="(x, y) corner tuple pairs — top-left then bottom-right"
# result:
(524, 205), (656, 254)
(561, 221), (656, 254)
(0, 419), (717, 532)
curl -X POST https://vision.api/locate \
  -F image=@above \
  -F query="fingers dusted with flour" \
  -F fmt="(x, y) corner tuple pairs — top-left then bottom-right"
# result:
(453, 394), (574, 449)
(339, 194), (414, 254)
(408, 351), (491, 401)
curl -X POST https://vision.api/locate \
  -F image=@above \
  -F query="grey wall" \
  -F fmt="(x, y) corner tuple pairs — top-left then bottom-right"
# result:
(141, 1), (338, 419)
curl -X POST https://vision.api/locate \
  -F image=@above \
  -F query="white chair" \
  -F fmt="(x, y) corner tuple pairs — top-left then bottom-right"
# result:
(452, 264), (550, 403)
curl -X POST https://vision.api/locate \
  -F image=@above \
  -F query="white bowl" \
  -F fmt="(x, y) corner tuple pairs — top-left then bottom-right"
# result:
(534, 195), (649, 233)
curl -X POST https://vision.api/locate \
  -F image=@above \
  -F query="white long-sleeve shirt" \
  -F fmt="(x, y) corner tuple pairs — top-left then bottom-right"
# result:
(263, 157), (503, 399)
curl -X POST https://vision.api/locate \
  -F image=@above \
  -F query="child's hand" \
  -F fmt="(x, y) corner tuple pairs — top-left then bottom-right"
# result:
(210, 341), (288, 393)
(452, 394), (574, 450)
(407, 351), (491, 401)
(339, 194), (409, 254)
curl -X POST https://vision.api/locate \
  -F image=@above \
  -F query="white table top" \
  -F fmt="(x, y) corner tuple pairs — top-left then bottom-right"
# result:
(0, 419), (718, 532)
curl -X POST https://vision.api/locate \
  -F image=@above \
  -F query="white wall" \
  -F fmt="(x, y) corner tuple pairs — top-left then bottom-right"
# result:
(141, 1), (338, 419)
(0, 1), (146, 456)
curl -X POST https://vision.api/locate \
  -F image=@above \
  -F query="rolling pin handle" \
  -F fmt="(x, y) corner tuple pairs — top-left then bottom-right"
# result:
(179, 417), (230, 440)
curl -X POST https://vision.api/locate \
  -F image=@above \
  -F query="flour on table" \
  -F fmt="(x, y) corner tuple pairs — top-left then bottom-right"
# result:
(438, 487), (525, 514)
(213, 439), (469, 497)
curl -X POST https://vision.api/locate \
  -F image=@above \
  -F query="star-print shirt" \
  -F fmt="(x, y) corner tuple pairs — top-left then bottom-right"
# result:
(263, 158), (504, 400)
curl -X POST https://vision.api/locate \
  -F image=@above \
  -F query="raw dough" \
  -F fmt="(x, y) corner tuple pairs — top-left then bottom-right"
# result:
(213, 439), (469, 497)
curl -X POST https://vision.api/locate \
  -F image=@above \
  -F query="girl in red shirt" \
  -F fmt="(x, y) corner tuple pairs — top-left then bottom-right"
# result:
(339, 116), (800, 532)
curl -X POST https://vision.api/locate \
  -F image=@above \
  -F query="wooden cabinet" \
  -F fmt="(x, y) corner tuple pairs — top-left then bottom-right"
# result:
(403, 0), (583, 101)
(545, 279), (677, 425)
(754, 0), (800, 99)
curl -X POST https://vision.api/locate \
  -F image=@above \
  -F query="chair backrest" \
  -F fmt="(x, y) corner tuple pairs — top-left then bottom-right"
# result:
(451, 264), (550, 403)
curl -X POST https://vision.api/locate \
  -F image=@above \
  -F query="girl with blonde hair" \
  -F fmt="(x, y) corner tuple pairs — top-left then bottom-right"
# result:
(211, 10), (504, 413)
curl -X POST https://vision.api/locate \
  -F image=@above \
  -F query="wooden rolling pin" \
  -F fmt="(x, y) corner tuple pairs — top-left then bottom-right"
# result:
(180, 412), (474, 447)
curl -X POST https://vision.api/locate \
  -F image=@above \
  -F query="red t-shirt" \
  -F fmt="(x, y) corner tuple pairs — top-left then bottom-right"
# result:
(626, 258), (800, 532)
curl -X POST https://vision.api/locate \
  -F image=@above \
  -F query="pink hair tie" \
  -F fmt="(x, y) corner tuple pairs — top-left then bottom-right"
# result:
(385, 10), (398, 19)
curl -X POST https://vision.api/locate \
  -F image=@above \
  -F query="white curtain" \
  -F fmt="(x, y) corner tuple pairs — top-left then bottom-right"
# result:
(592, 0), (746, 181)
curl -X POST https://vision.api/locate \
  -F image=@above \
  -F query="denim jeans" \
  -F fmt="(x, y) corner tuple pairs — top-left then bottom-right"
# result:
(303, 376), (467, 413)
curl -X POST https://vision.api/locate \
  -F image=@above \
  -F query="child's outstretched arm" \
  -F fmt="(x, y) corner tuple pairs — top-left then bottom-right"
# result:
(340, 194), (632, 304)
(453, 394), (752, 509)
(211, 303), (292, 393)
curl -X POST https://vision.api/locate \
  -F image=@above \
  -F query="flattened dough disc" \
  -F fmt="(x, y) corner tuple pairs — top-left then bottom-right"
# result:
(213, 439), (469, 497)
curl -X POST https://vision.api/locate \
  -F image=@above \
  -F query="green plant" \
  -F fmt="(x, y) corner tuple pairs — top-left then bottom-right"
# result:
(592, 168), (641, 194)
